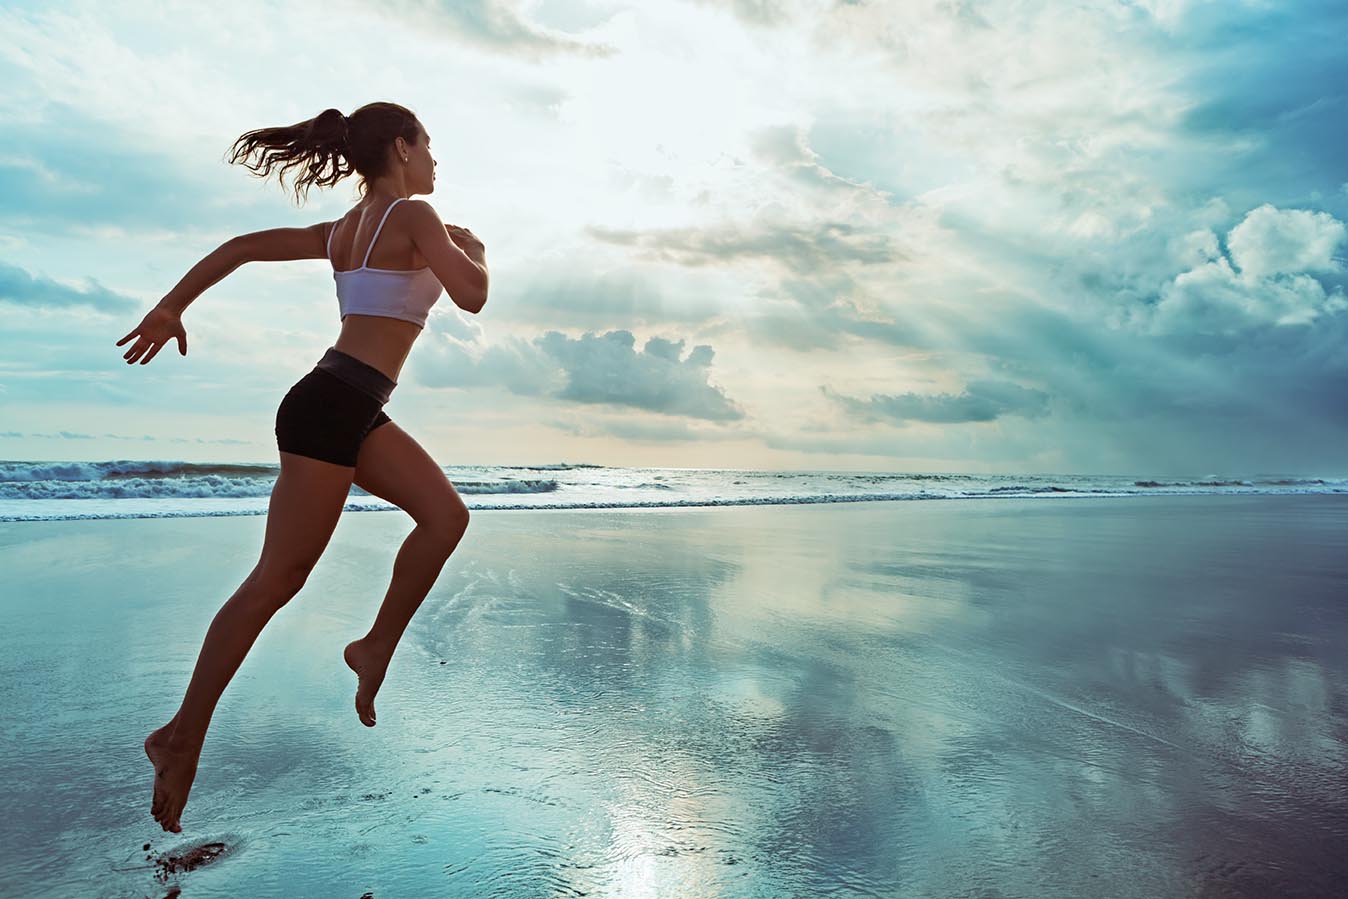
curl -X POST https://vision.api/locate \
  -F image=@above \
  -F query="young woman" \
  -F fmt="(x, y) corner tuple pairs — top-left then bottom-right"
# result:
(117, 101), (488, 834)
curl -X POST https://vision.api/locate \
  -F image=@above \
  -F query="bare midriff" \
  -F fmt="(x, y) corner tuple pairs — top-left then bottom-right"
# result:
(333, 315), (420, 383)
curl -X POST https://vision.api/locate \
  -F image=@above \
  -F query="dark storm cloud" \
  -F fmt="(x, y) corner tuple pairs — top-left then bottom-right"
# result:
(1167, 0), (1348, 207)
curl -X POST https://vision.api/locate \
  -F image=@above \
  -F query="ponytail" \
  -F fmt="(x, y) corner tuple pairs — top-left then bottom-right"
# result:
(225, 101), (423, 205)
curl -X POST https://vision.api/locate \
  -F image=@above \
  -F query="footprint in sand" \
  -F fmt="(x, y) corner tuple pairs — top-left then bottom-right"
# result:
(147, 838), (232, 884)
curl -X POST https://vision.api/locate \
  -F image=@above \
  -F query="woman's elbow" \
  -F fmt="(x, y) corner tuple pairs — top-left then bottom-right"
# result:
(468, 271), (489, 313)
(456, 289), (487, 315)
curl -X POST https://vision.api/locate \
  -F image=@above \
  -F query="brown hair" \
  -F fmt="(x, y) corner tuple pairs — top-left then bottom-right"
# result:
(224, 101), (424, 205)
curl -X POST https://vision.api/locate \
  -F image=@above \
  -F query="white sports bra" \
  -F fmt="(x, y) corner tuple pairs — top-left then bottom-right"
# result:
(329, 197), (443, 329)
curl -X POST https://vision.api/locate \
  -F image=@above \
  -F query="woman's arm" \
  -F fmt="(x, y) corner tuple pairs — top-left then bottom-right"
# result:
(154, 221), (328, 315)
(155, 240), (249, 316)
(117, 224), (330, 365)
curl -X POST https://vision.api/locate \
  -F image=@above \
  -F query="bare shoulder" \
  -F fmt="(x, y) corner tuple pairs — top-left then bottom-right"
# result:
(400, 199), (449, 243)
(401, 198), (442, 223)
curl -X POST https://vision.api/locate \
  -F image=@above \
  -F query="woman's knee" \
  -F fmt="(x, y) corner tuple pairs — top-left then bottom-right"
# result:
(252, 561), (314, 603)
(424, 505), (469, 550)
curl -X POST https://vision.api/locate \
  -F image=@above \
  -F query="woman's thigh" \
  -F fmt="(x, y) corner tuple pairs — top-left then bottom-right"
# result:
(257, 451), (356, 593)
(352, 421), (468, 536)
(262, 367), (385, 591)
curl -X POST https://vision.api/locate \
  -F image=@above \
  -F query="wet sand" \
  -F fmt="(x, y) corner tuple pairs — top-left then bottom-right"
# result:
(2, 494), (1346, 898)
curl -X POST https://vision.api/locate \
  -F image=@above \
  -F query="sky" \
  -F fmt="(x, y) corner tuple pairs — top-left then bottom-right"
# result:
(1, 0), (1346, 475)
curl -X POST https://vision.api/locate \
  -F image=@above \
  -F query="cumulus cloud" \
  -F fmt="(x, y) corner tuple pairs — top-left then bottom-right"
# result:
(827, 379), (1051, 425)
(1144, 205), (1348, 336)
(1225, 204), (1345, 280)
(414, 327), (745, 422)
(541, 330), (743, 420)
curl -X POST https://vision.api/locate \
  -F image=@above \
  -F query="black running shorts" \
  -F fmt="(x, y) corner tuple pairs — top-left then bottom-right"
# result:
(274, 346), (396, 467)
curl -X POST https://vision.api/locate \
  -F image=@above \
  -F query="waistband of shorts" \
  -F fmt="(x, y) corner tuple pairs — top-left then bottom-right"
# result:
(313, 346), (397, 404)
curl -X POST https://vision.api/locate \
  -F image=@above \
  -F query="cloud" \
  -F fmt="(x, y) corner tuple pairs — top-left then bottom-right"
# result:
(1226, 204), (1345, 280)
(413, 327), (746, 421)
(1142, 205), (1348, 336)
(748, 124), (897, 197)
(827, 378), (1051, 425)
(587, 217), (903, 275)
(0, 259), (142, 313)
(3, 431), (249, 443)
(0, 103), (296, 239)
(541, 330), (744, 420)
(1170, 4), (1348, 202)
(364, 0), (617, 59)
(491, 262), (721, 328)
(687, 0), (800, 28)
(546, 414), (744, 443)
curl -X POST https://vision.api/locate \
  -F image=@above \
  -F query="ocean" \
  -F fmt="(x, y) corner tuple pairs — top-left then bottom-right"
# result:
(1, 459), (1343, 521)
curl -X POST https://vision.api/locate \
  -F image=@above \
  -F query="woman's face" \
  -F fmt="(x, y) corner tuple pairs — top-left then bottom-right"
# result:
(399, 125), (437, 194)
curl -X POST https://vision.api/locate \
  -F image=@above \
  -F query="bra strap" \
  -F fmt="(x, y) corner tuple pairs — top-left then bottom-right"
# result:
(361, 197), (406, 268)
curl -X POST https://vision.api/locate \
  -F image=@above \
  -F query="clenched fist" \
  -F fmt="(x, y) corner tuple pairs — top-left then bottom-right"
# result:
(445, 224), (484, 255)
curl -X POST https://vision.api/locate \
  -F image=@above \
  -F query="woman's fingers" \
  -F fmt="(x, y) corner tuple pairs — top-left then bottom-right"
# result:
(117, 309), (187, 364)
(123, 335), (158, 364)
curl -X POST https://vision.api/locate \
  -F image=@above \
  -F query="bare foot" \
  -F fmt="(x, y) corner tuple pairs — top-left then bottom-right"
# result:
(343, 639), (390, 727)
(144, 724), (201, 833)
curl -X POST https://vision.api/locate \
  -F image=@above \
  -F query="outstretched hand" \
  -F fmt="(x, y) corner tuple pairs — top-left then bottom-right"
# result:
(116, 305), (188, 365)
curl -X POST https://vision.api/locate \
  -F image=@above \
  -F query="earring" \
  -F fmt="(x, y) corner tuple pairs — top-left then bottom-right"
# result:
(402, 156), (408, 163)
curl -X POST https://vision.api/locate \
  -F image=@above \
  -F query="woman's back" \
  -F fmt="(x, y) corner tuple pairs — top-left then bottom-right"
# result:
(329, 197), (428, 274)
(329, 196), (444, 379)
